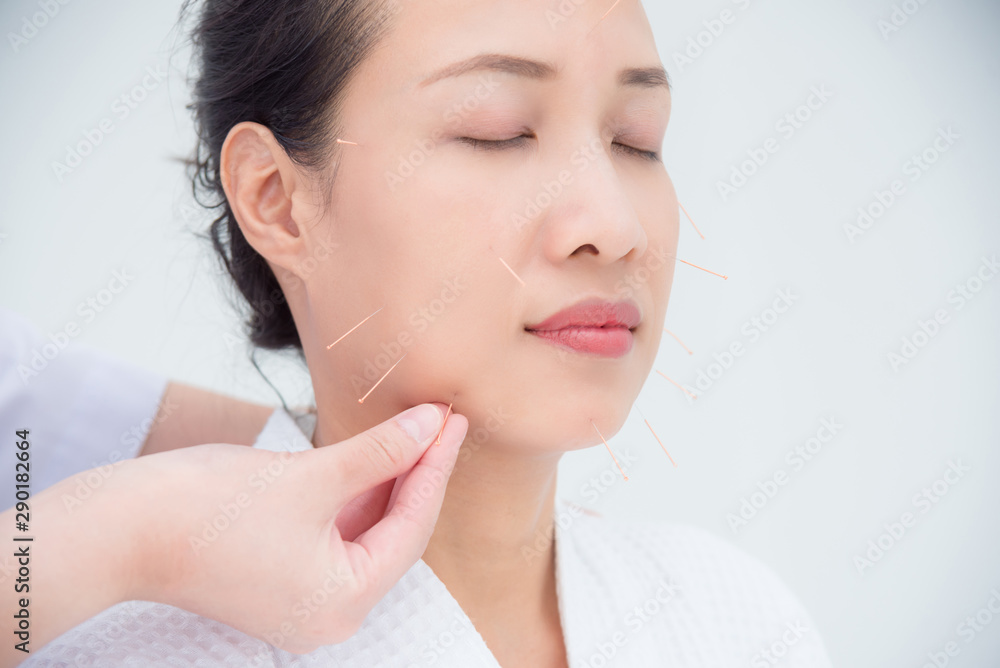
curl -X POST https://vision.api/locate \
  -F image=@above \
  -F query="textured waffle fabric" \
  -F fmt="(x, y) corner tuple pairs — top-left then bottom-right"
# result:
(27, 408), (833, 667)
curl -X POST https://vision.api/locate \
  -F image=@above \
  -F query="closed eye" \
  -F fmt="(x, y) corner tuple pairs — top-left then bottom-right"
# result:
(613, 142), (661, 162)
(458, 135), (533, 152)
(458, 135), (661, 162)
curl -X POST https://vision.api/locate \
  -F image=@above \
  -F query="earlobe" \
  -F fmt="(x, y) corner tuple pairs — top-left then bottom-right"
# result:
(220, 121), (304, 273)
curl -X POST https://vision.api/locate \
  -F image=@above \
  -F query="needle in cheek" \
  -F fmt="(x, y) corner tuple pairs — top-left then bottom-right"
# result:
(496, 255), (526, 287)
(669, 254), (728, 280)
(358, 354), (407, 404)
(591, 419), (628, 481)
(663, 328), (693, 355)
(678, 201), (705, 240)
(655, 369), (698, 401)
(335, 138), (360, 146)
(327, 306), (384, 349)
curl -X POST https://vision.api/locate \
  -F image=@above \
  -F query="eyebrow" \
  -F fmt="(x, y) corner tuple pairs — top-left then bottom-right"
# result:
(417, 53), (671, 92)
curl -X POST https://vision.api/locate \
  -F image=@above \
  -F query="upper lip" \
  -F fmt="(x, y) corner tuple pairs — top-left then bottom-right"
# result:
(525, 298), (641, 331)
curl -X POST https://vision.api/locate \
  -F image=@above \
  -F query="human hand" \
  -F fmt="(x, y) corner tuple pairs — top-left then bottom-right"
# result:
(15, 402), (467, 660)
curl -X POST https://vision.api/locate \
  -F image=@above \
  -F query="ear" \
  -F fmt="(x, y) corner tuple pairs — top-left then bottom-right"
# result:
(220, 121), (320, 279)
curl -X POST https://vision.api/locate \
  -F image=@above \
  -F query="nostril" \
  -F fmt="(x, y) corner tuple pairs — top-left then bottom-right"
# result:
(571, 244), (599, 256)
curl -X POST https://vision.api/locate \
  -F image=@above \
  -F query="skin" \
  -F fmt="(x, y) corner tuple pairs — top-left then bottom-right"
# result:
(138, 381), (276, 456)
(1, 403), (468, 666)
(222, 0), (678, 665)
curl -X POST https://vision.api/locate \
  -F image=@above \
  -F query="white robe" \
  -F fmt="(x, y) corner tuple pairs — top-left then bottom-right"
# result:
(26, 408), (833, 667)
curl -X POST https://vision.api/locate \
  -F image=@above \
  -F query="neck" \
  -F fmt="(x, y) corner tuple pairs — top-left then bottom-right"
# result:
(309, 404), (564, 624)
(424, 444), (563, 618)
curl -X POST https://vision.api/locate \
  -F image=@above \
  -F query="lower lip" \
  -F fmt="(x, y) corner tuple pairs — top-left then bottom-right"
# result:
(527, 326), (635, 358)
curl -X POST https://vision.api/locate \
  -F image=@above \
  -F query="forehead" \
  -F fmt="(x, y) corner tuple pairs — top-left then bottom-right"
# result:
(372, 0), (663, 94)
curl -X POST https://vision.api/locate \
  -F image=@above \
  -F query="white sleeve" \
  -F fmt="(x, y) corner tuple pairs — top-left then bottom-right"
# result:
(0, 308), (168, 510)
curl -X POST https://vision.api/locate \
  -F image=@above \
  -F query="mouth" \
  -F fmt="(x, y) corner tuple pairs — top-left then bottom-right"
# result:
(524, 298), (640, 359)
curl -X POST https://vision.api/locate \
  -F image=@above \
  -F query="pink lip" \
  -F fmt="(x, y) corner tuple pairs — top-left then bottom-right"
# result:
(525, 298), (641, 358)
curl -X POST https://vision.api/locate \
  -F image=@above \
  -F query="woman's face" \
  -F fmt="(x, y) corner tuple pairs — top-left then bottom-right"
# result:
(293, 0), (677, 454)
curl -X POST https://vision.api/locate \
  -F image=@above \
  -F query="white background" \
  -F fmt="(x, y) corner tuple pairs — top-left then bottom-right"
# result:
(1, 0), (998, 665)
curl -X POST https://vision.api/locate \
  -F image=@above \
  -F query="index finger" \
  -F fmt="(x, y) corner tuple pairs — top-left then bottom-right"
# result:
(342, 414), (467, 591)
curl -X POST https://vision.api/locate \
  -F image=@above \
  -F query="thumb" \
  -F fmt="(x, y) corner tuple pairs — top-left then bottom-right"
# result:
(324, 403), (449, 508)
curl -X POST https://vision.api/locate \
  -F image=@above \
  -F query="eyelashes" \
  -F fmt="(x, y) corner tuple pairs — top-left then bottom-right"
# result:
(459, 135), (530, 152)
(458, 134), (661, 163)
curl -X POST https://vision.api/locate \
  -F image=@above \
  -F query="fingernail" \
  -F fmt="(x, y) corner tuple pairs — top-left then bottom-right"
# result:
(396, 404), (443, 442)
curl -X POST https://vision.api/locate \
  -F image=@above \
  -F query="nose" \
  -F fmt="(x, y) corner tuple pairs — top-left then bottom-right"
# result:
(537, 136), (648, 267)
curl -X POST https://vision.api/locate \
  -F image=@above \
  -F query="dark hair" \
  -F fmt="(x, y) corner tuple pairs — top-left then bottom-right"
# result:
(179, 0), (396, 351)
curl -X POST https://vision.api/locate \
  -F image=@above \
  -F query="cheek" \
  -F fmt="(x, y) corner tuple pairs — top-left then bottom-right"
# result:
(338, 139), (518, 320)
(637, 174), (679, 268)
(633, 175), (679, 354)
(330, 149), (473, 283)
